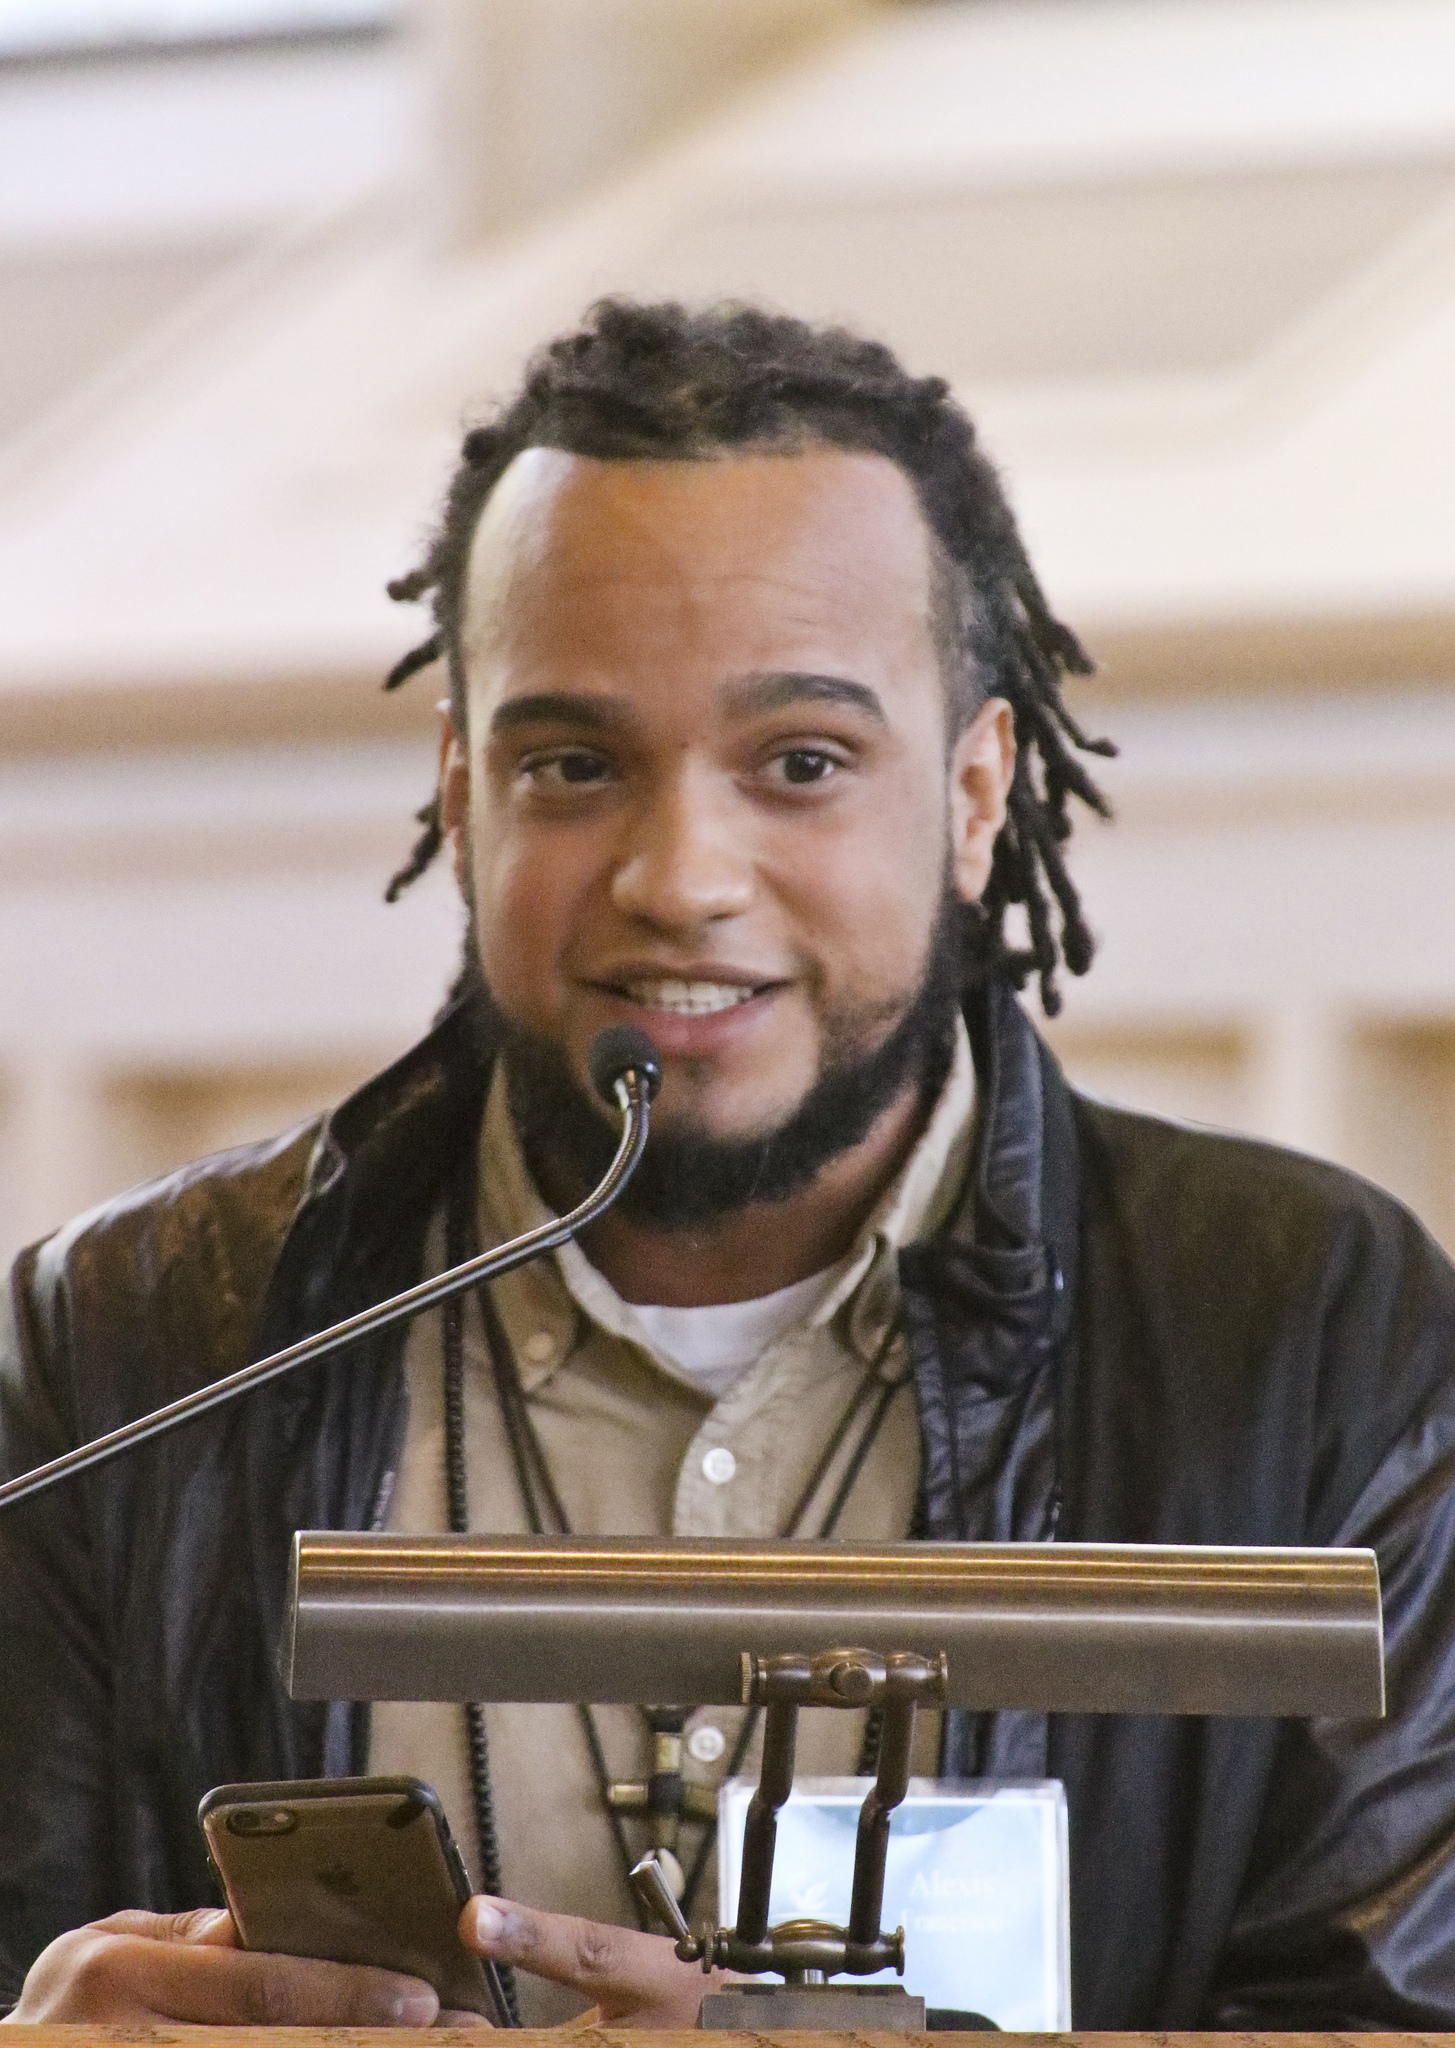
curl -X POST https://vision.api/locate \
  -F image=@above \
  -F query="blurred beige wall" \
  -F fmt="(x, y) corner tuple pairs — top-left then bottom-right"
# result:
(4, 0), (1455, 1269)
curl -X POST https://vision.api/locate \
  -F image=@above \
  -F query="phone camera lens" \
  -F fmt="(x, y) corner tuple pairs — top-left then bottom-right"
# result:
(226, 1807), (298, 1836)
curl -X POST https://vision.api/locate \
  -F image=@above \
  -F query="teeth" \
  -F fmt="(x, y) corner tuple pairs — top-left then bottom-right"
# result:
(625, 979), (757, 1016)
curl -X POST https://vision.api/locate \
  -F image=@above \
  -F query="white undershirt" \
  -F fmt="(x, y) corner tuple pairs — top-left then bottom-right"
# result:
(626, 1266), (845, 1399)
(550, 1017), (977, 1402)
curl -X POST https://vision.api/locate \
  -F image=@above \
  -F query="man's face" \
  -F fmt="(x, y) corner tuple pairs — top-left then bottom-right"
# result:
(443, 445), (1011, 1155)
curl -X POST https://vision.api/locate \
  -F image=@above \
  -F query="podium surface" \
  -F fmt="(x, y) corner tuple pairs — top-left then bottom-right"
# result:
(1, 2031), (1444, 2046)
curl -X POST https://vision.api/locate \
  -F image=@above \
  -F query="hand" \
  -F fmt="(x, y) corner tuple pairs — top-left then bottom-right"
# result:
(6, 1907), (443, 2027)
(459, 1893), (723, 2027)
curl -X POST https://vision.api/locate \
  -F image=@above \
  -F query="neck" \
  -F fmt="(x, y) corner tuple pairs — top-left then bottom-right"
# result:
(540, 1080), (930, 1307)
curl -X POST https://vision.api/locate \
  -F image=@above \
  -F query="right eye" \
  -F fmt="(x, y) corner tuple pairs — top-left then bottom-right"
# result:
(520, 749), (613, 789)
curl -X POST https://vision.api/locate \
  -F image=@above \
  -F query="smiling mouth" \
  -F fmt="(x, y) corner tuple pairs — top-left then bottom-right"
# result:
(615, 978), (768, 1016)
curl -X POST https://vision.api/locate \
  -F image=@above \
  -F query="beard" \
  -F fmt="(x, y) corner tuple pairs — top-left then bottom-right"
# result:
(458, 892), (964, 1232)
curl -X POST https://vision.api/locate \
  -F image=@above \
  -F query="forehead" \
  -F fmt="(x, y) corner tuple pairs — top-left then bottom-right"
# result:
(457, 445), (940, 682)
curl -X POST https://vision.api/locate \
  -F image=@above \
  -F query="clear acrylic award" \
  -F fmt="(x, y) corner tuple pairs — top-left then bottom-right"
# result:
(718, 1777), (1071, 2029)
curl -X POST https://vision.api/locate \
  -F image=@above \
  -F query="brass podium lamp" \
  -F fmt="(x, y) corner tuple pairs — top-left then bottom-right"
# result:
(286, 1534), (1384, 2029)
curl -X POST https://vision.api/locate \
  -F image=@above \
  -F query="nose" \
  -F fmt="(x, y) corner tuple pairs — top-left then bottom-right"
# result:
(609, 768), (754, 933)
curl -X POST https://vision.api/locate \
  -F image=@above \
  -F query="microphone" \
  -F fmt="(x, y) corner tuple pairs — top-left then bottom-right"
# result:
(585, 1025), (663, 1111)
(0, 1028), (662, 1514)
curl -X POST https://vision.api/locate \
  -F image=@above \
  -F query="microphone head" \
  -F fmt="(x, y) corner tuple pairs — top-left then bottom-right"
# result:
(587, 1026), (663, 1107)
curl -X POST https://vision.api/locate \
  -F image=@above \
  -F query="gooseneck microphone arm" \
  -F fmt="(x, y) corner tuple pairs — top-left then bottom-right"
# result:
(0, 1027), (662, 1515)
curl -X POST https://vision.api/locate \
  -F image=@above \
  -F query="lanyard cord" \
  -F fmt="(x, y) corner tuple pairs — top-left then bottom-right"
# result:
(441, 1165), (906, 1936)
(442, 1181), (521, 2022)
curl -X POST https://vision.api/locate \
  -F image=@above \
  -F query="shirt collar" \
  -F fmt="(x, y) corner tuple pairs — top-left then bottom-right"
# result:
(815, 1017), (975, 1370)
(478, 1017), (976, 1391)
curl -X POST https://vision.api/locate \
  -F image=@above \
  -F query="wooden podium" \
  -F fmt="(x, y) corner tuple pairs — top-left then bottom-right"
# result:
(1, 2029), (1440, 2046)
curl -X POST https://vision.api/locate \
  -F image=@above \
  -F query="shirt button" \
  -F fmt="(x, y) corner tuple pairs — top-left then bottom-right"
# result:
(523, 1331), (556, 1364)
(701, 1446), (736, 1485)
(688, 1723), (727, 1764)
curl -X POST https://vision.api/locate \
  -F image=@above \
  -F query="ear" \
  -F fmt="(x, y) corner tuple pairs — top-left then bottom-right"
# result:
(949, 697), (1016, 905)
(437, 703), (471, 895)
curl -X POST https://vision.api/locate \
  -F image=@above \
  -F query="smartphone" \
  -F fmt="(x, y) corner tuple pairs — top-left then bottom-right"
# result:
(198, 1774), (512, 2024)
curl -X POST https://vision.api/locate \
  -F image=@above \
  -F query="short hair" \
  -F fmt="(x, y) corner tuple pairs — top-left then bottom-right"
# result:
(383, 297), (1113, 1013)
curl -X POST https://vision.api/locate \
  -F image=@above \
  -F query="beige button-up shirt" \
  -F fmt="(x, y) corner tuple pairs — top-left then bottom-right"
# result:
(370, 1023), (975, 2022)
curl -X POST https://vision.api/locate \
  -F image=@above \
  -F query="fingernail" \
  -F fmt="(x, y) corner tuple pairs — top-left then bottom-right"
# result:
(471, 1900), (506, 1943)
(393, 1986), (440, 2026)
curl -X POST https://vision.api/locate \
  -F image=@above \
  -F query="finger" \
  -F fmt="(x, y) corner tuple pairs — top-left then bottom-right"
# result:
(460, 1895), (702, 2016)
(107, 1935), (440, 2027)
(437, 2007), (493, 2027)
(181, 1947), (441, 2028)
(85, 1908), (235, 1946)
(181, 1908), (239, 1947)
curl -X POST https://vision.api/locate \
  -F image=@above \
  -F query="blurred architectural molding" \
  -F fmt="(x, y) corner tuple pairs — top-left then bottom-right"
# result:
(420, 0), (876, 249)
(4, 1), (1455, 698)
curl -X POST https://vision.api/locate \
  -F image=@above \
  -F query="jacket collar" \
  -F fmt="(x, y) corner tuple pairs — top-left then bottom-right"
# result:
(896, 980), (1080, 1547)
(941, 978), (1078, 1307)
(260, 1001), (489, 1356)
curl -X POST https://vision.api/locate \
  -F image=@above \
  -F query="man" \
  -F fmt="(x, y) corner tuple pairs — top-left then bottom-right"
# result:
(6, 299), (1455, 2030)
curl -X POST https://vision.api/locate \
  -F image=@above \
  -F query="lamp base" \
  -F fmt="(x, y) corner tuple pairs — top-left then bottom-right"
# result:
(698, 1983), (926, 2030)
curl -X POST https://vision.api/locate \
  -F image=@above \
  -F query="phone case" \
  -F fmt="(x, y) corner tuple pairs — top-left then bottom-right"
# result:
(199, 1774), (504, 2020)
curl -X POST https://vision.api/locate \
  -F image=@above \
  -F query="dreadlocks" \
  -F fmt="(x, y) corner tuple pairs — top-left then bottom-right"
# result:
(383, 297), (1113, 1015)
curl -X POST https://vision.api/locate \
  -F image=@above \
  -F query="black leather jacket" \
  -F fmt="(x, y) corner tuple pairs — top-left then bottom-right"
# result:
(6, 983), (1455, 2025)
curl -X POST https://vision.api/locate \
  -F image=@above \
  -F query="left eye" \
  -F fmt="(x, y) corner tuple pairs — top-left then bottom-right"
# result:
(554, 752), (608, 784)
(774, 750), (838, 785)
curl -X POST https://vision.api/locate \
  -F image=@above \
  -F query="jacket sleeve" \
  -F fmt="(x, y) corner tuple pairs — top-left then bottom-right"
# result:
(1209, 1239), (1455, 2025)
(1064, 1089), (1455, 2027)
(0, 1241), (118, 2012)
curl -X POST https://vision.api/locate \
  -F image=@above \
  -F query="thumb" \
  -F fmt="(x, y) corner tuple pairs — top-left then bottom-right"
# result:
(460, 1895), (709, 2026)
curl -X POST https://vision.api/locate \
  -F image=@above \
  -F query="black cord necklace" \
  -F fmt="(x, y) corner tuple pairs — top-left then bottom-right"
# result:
(441, 1166), (905, 1988)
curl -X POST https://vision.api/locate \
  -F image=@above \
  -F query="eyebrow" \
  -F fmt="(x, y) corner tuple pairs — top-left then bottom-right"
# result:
(719, 671), (887, 725)
(488, 692), (633, 738)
